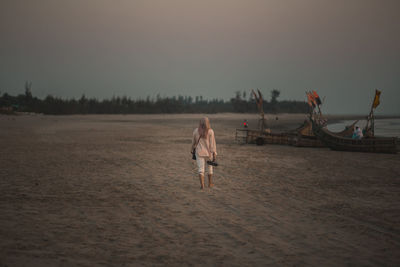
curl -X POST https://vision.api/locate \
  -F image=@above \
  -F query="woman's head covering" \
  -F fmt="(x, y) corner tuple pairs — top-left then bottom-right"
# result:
(198, 117), (210, 138)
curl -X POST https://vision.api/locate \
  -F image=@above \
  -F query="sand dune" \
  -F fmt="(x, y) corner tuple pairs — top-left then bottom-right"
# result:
(1, 113), (399, 266)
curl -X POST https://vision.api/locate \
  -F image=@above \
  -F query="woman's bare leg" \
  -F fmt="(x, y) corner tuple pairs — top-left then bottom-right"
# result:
(208, 174), (214, 188)
(199, 174), (205, 189)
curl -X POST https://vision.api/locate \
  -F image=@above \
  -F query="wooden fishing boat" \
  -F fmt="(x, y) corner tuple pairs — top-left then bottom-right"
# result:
(238, 129), (312, 146)
(235, 119), (357, 147)
(310, 90), (399, 153)
(234, 89), (358, 148)
(311, 118), (398, 153)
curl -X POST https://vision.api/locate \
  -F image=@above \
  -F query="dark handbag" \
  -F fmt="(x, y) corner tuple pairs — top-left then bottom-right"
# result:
(192, 136), (201, 160)
(207, 160), (218, 166)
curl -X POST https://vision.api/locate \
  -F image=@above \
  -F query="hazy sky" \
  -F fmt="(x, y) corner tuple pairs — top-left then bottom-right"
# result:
(1, 0), (399, 114)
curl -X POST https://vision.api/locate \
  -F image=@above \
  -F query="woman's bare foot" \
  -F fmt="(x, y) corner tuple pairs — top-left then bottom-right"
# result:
(199, 174), (205, 189)
(208, 174), (214, 188)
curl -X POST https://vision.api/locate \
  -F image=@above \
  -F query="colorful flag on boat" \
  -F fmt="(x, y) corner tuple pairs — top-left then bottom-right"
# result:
(312, 90), (322, 105)
(307, 92), (316, 107)
(372, 89), (381, 109)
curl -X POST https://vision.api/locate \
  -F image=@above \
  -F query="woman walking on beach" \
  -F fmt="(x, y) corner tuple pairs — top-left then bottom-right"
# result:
(191, 117), (217, 189)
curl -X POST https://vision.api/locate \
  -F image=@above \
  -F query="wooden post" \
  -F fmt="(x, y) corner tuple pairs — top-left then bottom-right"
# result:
(253, 89), (267, 132)
(366, 91), (376, 137)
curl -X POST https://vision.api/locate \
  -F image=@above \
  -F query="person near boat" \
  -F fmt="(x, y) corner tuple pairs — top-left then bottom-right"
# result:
(352, 126), (363, 139)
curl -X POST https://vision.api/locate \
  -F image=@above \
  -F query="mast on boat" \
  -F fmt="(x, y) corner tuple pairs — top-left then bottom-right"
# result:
(306, 90), (324, 125)
(365, 89), (381, 137)
(252, 89), (267, 132)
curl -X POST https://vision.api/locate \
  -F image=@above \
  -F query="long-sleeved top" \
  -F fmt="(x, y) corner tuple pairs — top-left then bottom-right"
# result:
(192, 128), (217, 158)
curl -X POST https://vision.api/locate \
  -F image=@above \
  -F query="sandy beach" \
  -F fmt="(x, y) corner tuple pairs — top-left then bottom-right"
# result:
(1, 113), (399, 266)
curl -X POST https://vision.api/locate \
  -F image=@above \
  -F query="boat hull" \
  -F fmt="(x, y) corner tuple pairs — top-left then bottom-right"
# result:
(311, 120), (398, 154)
(235, 128), (324, 147)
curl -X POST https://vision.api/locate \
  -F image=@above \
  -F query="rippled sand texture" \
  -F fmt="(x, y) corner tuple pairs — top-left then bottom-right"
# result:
(1, 114), (399, 266)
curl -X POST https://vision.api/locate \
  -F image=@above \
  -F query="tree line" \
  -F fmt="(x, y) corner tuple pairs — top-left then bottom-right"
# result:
(0, 84), (308, 115)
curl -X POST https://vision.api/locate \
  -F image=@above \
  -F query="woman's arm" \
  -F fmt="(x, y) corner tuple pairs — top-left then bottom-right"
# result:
(191, 129), (197, 153)
(209, 129), (217, 159)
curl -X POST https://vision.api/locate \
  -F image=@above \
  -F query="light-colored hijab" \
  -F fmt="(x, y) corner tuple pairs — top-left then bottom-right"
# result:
(198, 117), (210, 139)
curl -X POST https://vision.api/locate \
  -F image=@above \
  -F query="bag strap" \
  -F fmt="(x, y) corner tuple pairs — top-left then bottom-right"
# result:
(194, 135), (201, 149)
(193, 128), (203, 151)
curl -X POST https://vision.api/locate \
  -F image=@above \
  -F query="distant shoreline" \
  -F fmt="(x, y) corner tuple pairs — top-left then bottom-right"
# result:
(2, 112), (400, 118)
(2, 112), (400, 125)
(324, 114), (400, 125)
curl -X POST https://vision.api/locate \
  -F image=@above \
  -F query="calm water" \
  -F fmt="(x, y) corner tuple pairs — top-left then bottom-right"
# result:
(327, 118), (400, 137)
